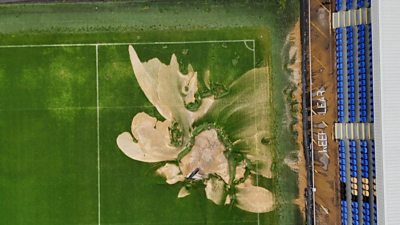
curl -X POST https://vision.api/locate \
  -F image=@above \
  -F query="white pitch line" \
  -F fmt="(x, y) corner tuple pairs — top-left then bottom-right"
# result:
(244, 40), (255, 52)
(96, 44), (101, 225)
(0, 39), (255, 48)
(0, 105), (160, 112)
(252, 40), (261, 225)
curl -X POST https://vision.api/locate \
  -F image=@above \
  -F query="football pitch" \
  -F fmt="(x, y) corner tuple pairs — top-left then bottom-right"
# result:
(0, 1), (302, 225)
(0, 40), (264, 225)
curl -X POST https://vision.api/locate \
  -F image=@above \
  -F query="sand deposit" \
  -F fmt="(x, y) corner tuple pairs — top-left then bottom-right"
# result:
(116, 46), (275, 213)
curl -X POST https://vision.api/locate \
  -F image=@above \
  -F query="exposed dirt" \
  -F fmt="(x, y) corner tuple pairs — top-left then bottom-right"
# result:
(309, 0), (341, 224)
(287, 20), (307, 219)
(180, 129), (229, 183)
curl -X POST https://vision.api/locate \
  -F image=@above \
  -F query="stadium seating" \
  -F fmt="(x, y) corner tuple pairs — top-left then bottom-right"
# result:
(360, 141), (369, 178)
(357, 0), (364, 8)
(363, 202), (371, 225)
(336, 0), (343, 12)
(360, 140), (370, 199)
(347, 27), (356, 123)
(371, 141), (376, 178)
(339, 140), (347, 183)
(368, 25), (374, 123)
(346, 0), (353, 10)
(352, 201), (359, 224)
(358, 25), (368, 122)
(336, 28), (345, 122)
(341, 200), (348, 224)
(334, 3), (377, 225)
(349, 141), (357, 179)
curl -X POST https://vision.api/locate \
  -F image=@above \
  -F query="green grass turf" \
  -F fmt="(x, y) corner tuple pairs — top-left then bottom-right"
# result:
(0, 1), (302, 225)
(0, 1), (298, 37)
(0, 47), (98, 225)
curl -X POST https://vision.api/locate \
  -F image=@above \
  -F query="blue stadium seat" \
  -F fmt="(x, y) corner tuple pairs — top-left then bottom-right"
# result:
(360, 86), (367, 92)
(341, 200), (348, 224)
(368, 25), (375, 123)
(336, 0), (343, 12)
(346, 0), (353, 10)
